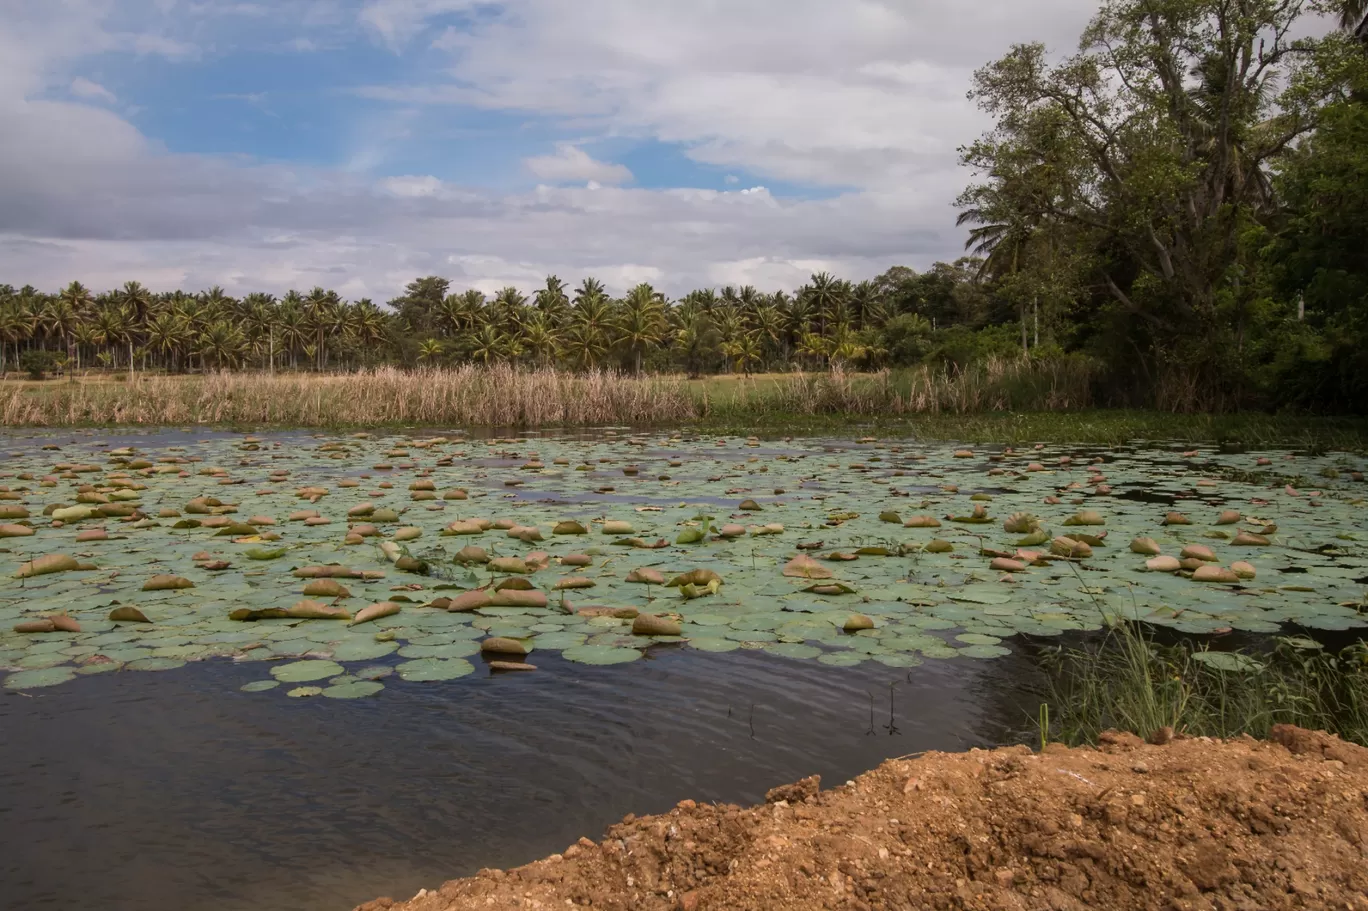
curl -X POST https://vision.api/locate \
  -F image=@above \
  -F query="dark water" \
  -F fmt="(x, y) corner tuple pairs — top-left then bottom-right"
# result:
(0, 646), (1037, 911)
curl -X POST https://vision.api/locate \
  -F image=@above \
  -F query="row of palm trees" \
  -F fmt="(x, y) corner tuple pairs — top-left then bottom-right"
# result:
(0, 271), (917, 377)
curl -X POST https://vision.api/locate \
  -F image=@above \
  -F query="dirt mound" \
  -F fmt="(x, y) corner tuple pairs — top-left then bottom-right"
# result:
(356, 727), (1368, 911)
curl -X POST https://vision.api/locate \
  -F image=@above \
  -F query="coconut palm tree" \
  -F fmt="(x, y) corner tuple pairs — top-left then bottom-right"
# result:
(417, 338), (444, 364)
(144, 312), (191, 372)
(617, 283), (667, 374)
(519, 313), (561, 367)
(535, 275), (571, 327)
(197, 320), (247, 369)
(721, 330), (764, 376)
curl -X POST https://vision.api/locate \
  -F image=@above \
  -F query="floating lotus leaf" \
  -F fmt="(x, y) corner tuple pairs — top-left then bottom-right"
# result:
(287, 686), (324, 698)
(240, 680), (280, 693)
(270, 660), (345, 682)
(1191, 651), (1264, 673)
(632, 614), (681, 636)
(0, 524), (35, 537)
(322, 680), (385, 698)
(561, 645), (643, 665)
(602, 520), (634, 535)
(302, 578), (351, 598)
(109, 606), (151, 623)
(554, 520), (588, 535)
(127, 657), (186, 672)
(1130, 536), (1161, 556)
(4, 666), (76, 689)
(1063, 510), (1105, 526)
(903, 516), (941, 528)
(286, 600), (351, 620)
(395, 657), (477, 681)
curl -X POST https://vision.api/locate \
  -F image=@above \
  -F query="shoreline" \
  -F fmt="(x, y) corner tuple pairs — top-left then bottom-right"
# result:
(353, 726), (1368, 911)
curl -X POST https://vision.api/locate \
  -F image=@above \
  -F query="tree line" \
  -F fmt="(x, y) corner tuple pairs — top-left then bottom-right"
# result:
(3, 0), (1366, 414)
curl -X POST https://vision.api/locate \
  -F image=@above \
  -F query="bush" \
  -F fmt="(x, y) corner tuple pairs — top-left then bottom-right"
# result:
(19, 349), (58, 381)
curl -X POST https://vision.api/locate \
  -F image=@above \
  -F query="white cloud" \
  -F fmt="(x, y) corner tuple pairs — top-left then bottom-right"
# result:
(0, 0), (1111, 299)
(70, 77), (116, 103)
(522, 143), (633, 186)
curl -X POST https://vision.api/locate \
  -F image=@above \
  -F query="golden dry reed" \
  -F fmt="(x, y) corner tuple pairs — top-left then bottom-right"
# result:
(0, 358), (1093, 428)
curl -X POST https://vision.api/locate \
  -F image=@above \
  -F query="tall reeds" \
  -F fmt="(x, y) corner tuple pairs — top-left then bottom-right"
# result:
(0, 358), (1096, 428)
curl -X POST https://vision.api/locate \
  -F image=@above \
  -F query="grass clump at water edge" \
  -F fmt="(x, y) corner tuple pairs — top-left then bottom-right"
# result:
(1034, 621), (1368, 749)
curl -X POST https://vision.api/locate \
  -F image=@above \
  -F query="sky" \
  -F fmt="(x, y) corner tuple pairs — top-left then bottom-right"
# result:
(0, 0), (1105, 300)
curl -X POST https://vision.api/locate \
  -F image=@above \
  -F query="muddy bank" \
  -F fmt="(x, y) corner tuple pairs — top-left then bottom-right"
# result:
(355, 726), (1368, 911)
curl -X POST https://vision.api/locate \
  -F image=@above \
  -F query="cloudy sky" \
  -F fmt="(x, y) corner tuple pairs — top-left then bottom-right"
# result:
(0, 0), (1102, 300)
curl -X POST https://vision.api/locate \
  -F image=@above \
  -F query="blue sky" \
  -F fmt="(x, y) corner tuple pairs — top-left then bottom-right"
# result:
(0, 0), (1105, 299)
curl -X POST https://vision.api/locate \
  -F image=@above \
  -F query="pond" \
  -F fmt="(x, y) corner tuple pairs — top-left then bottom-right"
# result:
(1, 428), (1364, 909)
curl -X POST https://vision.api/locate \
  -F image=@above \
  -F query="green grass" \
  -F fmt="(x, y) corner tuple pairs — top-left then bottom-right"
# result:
(1034, 621), (1368, 748)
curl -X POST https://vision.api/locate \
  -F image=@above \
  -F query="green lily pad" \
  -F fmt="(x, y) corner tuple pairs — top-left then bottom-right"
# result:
(561, 645), (643, 665)
(322, 680), (385, 699)
(4, 666), (76, 689)
(396, 658), (475, 681)
(241, 679), (281, 693)
(270, 660), (345, 683)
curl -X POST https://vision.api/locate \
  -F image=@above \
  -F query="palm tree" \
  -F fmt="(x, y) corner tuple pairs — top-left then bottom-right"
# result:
(144, 312), (192, 372)
(417, 338), (444, 364)
(806, 272), (847, 338)
(0, 300), (34, 375)
(51, 282), (92, 369)
(796, 332), (830, 370)
(617, 283), (666, 374)
(519, 313), (561, 367)
(197, 320), (247, 369)
(303, 287), (337, 371)
(535, 276), (571, 327)
(721, 330), (764, 376)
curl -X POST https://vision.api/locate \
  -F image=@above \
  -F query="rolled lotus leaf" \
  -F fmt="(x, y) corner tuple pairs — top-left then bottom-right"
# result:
(395, 556), (429, 575)
(295, 564), (356, 578)
(393, 526), (422, 542)
(1067, 531), (1107, 547)
(371, 508), (400, 523)
(443, 489), (468, 500)
(447, 589), (493, 612)
(509, 525), (544, 543)
(1180, 544), (1217, 562)
(15, 553), (80, 578)
(52, 505), (96, 522)
(409, 479), (436, 491)
(347, 503), (374, 517)
(109, 606), (151, 622)
(481, 637), (528, 656)
(924, 539), (954, 554)
(1013, 529), (1050, 547)
(1002, 512), (1039, 534)
(488, 661), (537, 672)
(525, 551), (551, 568)
(1192, 565), (1239, 584)
(285, 600), (351, 620)
(1146, 555), (1182, 572)
(289, 510), (320, 521)
(350, 601), (401, 626)
(350, 524), (380, 538)
(782, 553), (832, 579)
(442, 519), (487, 536)
(554, 520), (588, 535)
(953, 449), (974, 458)
(14, 619), (56, 633)
(738, 499), (762, 511)
(0, 523), (35, 537)
(213, 522), (258, 537)
(676, 528), (706, 544)
(1161, 512), (1191, 526)
(749, 523), (784, 536)
(1063, 510), (1105, 527)
(75, 528), (108, 542)
(1231, 531), (1270, 546)
(1049, 537), (1091, 559)
(1231, 561), (1257, 580)
(302, 578), (351, 598)
(903, 515), (941, 529)
(553, 576), (594, 590)
(824, 551), (857, 562)
(804, 582), (856, 595)
(989, 557), (1026, 572)
(1179, 557), (1206, 571)
(494, 577), (535, 591)
(843, 613), (874, 632)
(453, 545), (490, 564)
(878, 510), (902, 524)
(1129, 536), (1161, 556)
(717, 523), (746, 538)
(0, 505), (30, 519)
(1215, 509), (1241, 526)
(632, 613), (682, 636)
(49, 615), (82, 632)
(489, 589), (548, 608)
(602, 520), (634, 535)
(668, 568), (723, 587)
(142, 574), (194, 591)
(625, 567), (664, 585)
(489, 556), (531, 574)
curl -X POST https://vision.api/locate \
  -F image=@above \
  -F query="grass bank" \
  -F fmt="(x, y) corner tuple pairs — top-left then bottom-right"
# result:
(1035, 622), (1368, 749)
(3, 363), (1366, 448)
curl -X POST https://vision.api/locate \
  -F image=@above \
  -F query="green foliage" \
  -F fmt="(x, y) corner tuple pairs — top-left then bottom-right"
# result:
(19, 348), (57, 380)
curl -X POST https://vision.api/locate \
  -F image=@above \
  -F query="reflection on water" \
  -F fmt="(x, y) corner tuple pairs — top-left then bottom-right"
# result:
(0, 646), (1035, 911)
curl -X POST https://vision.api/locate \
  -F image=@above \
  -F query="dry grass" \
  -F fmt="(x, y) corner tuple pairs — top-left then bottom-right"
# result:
(0, 358), (1094, 428)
